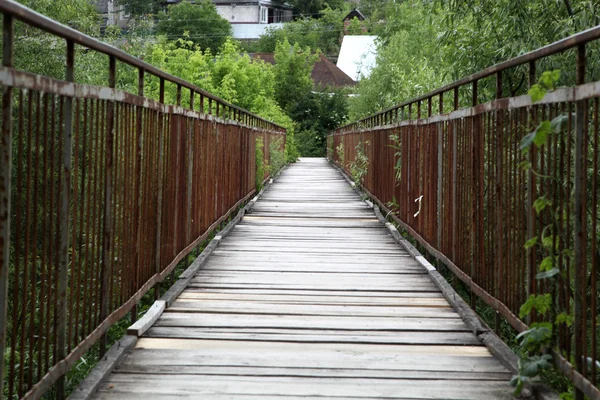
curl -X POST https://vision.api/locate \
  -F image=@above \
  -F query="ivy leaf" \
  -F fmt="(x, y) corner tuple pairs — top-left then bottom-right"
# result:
(519, 294), (552, 318)
(524, 236), (538, 250)
(521, 354), (553, 377)
(542, 235), (554, 250)
(528, 84), (546, 103)
(520, 131), (536, 151)
(537, 268), (559, 280)
(539, 256), (554, 272)
(555, 313), (574, 327)
(533, 197), (552, 214)
(516, 322), (553, 352)
(533, 121), (552, 146)
(550, 113), (572, 133)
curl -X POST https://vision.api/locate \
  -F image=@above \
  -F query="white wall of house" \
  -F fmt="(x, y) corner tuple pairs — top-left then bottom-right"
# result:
(232, 22), (284, 39)
(215, 5), (260, 23)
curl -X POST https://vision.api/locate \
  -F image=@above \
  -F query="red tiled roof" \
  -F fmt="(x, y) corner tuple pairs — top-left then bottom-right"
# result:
(252, 53), (356, 88)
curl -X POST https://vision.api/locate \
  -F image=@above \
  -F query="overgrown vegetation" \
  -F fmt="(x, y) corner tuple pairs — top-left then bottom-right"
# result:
(349, 141), (369, 186)
(255, 137), (267, 192)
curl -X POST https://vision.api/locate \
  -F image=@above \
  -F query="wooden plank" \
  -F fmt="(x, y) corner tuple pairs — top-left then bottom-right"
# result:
(155, 313), (471, 331)
(96, 375), (513, 399)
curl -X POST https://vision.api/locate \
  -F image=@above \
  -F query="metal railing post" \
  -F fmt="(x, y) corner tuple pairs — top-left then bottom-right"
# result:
(56, 38), (75, 400)
(574, 44), (587, 400)
(0, 14), (14, 400)
(99, 55), (116, 357)
(155, 78), (165, 300)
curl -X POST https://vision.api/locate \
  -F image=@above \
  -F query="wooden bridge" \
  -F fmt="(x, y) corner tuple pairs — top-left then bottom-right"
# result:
(89, 159), (513, 400)
(1, 1), (600, 400)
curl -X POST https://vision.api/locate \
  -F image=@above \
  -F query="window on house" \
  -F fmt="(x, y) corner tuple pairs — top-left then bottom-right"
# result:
(260, 7), (268, 23)
(275, 10), (283, 23)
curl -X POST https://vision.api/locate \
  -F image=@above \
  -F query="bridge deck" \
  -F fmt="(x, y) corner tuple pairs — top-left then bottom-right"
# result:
(93, 158), (513, 400)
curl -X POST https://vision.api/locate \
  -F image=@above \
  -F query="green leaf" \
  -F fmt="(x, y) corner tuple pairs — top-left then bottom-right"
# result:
(528, 84), (546, 103)
(533, 121), (552, 146)
(537, 268), (559, 280)
(520, 131), (536, 151)
(521, 354), (553, 377)
(519, 294), (552, 318)
(542, 235), (554, 249)
(533, 197), (552, 214)
(555, 313), (574, 327)
(539, 256), (554, 272)
(516, 323), (553, 352)
(524, 236), (538, 250)
(550, 113), (571, 133)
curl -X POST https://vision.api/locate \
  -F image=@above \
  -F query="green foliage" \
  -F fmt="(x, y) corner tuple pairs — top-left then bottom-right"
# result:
(269, 137), (286, 174)
(519, 294), (552, 319)
(115, 0), (161, 16)
(156, 0), (232, 51)
(273, 39), (319, 111)
(348, 2), (442, 119)
(285, 0), (348, 17)
(349, 141), (369, 185)
(528, 70), (561, 102)
(388, 134), (403, 182)
(255, 138), (266, 191)
(336, 142), (345, 167)
(533, 196), (552, 214)
(247, 7), (349, 55)
(291, 89), (349, 157)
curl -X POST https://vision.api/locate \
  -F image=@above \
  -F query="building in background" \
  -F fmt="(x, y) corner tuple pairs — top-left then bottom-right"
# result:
(95, 0), (130, 29)
(252, 53), (356, 90)
(336, 35), (377, 81)
(95, 0), (293, 40)
(342, 9), (366, 35)
(164, 0), (293, 40)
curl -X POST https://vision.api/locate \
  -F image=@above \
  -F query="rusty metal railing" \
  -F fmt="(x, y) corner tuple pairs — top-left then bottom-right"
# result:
(0, 1), (286, 399)
(329, 25), (600, 400)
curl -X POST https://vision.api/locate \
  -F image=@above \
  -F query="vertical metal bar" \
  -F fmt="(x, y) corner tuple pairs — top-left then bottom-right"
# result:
(99, 56), (116, 357)
(494, 72), (503, 333)
(437, 93), (443, 250)
(56, 39), (75, 400)
(155, 79), (165, 300)
(574, 44), (586, 400)
(132, 68), (144, 324)
(186, 90), (194, 272)
(0, 15), (13, 400)
(526, 61), (537, 323)
(471, 80), (479, 311)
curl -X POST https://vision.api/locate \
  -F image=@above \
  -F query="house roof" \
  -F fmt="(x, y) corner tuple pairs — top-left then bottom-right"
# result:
(336, 35), (378, 81)
(251, 53), (356, 89)
(343, 9), (366, 22)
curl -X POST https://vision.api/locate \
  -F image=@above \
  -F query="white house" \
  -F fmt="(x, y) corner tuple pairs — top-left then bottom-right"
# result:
(336, 35), (378, 81)
(212, 0), (293, 39)
(164, 0), (293, 39)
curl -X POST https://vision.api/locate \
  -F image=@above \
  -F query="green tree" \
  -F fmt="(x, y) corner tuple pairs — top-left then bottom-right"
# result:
(273, 39), (319, 111)
(156, 0), (232, 51)
(292, 88), (349, 157)
(114, 0), (161, 16)
(348, 1), (442, 119)
(247, 6), (348, 55)
(286, 0), (347, 17)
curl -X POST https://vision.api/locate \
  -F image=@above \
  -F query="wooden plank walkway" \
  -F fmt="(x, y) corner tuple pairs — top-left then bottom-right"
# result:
(93, 158), (513, 400)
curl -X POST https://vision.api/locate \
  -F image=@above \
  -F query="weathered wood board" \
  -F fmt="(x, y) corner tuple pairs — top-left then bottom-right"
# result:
(93, 158), (513, 400)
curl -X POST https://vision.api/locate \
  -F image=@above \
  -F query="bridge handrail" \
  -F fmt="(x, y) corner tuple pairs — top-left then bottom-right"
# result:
(0, 2), (286, 399)
(329, 26), (600, 400)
